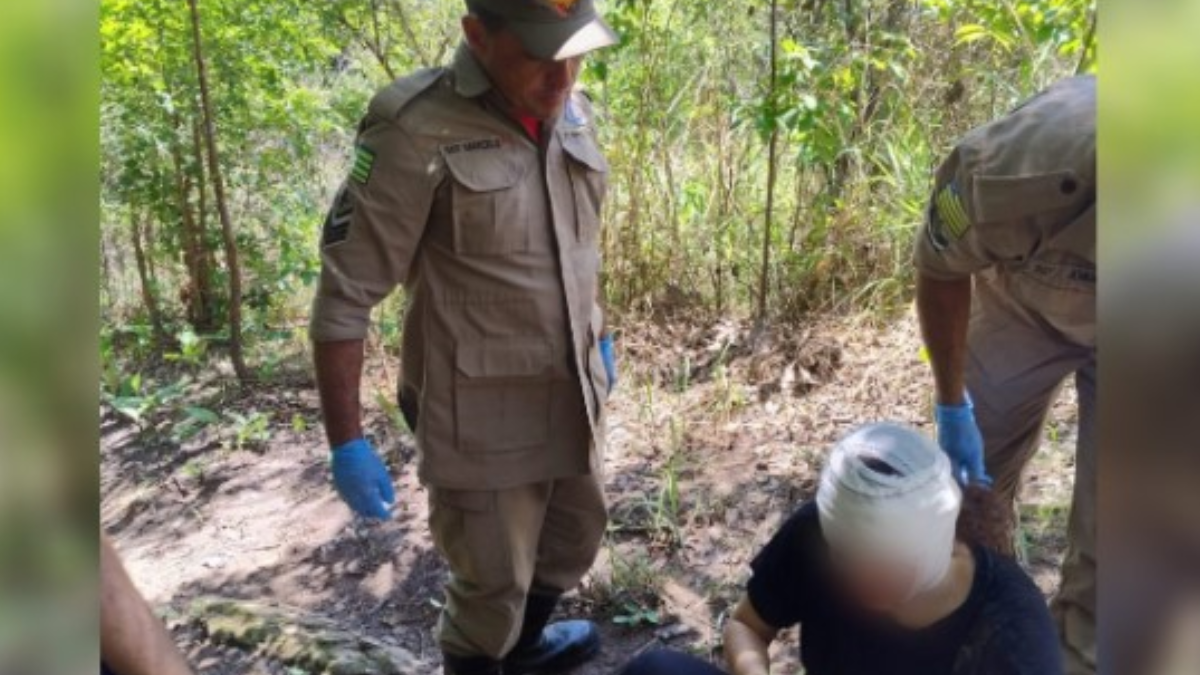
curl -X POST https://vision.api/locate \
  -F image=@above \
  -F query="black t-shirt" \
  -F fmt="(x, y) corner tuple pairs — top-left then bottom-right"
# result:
(746, 502), (1063, 675)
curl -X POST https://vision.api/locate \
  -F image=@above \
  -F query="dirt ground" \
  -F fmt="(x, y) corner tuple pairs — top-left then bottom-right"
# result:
(100, 311), (1078, 674)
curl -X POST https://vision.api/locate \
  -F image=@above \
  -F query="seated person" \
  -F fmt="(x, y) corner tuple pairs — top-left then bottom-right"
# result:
(620, 423), (1061, 675)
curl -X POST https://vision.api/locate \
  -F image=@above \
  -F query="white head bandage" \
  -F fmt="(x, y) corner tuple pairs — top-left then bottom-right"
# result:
(816, 423), (963, 595)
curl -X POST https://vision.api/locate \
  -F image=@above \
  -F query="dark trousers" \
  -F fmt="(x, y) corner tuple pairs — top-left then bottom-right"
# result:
(621, 649), (725, 675)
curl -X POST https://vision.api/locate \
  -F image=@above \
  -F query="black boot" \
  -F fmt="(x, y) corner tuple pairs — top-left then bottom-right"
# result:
(442, 651), (504, 675)
(504, 592), (601, 674)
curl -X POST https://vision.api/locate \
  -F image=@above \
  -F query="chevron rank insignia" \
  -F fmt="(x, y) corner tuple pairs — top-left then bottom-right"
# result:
(322, 185), (353, 248)
(350, 145), (376, 185)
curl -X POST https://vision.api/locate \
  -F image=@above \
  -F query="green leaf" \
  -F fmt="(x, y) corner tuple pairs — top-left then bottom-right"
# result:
(185, 406), (221, 424)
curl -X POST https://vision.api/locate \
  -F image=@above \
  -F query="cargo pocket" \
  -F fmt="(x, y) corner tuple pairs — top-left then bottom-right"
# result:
(442, 144), (533, 256)
(561, 131), (608, 244)
(455, 340), (554, 453)
(427, 488), (515, 606)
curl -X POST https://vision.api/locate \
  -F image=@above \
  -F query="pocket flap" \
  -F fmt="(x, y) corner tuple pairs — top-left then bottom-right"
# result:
(441, 140), (529, 192)
(456, 341), (554, 378)
(561, 132), (609, 174)
(971, 171), (1084, 223)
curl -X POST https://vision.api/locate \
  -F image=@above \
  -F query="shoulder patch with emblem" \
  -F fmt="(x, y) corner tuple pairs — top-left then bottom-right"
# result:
(926, 178), (974, 249)
(321, 184), (353, 248)
(350, 145), (376, 185)
(564, 98), (588, 128)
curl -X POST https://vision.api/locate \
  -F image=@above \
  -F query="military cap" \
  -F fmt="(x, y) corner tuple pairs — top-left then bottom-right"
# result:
(465, 0), (618, 61)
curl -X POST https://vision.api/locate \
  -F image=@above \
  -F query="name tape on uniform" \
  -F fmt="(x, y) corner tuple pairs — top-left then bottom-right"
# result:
(441, 138), (502, 155)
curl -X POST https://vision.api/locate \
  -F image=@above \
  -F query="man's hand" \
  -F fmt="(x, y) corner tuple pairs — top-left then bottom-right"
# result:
(599, 334), (616, 393)
(724, 597), (777, 675)
(331, 438), (395, 519)
(935, 397), (993, 486)
(315, 340), (393, 517)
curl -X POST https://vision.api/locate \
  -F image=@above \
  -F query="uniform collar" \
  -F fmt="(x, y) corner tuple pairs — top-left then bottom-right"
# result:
(452, 43), (493, 99)
(452, 42), (585, 137)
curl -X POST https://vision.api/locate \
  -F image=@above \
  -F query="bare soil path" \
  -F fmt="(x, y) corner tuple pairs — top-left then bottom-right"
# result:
(101, 312), (1077, 674)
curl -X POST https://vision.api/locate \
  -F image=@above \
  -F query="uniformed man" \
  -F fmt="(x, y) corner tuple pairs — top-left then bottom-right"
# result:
(308, 2), (618, 674)
(913, 75), (1096, 675)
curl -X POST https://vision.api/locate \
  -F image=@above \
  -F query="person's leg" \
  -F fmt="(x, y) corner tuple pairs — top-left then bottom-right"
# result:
(965, 278), (1088, 554)
(1052, 361), (1096, 675)
(531, 472), (608, 596)
(620, 649), (726, 675)
(428, 483), (551, 673)
(505, 472), (608, 673)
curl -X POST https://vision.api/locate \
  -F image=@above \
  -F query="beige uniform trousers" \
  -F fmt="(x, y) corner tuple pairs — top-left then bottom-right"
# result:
(428, 472), (608, 660)
(966, 272), (1095, 675)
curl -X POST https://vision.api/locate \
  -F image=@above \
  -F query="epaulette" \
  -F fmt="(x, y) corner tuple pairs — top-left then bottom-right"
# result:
(368, 68), (445, 120)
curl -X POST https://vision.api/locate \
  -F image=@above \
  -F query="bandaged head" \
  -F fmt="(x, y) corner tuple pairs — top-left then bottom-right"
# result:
(816, 423), (963, 596)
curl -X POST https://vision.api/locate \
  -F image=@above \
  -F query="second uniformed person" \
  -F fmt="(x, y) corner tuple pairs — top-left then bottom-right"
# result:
(914, 76), (1096, 675)
(309, 2), (619, 674)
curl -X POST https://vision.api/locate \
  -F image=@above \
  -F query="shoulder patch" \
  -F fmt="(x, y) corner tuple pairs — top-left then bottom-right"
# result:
(564, 99), (588, 128)
(350, 145), (375, 185)
(563, 91), (595, 130)
(934, 181), (971, 240)
(369, 67), (444, 120)
(321, 184), (353, 248)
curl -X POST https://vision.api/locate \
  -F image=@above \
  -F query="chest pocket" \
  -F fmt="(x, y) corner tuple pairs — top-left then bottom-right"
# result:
(971, 170), (1088, 224)
(442, 144), (535, 256)
(561, 131), (608, 244)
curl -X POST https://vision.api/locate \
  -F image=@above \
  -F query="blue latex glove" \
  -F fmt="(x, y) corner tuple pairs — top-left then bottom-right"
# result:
(934, 396), (993, 487)
(330, 438), (395, 519)
(599, 334), (617, 393)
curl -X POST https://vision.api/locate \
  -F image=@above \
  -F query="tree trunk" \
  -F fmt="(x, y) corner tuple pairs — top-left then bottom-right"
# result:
(170, 120), (217, 332)
(187, 0), (250, 383)
(129, 208), (166, 346)
(192, 117), (220, 306)
(756, 0), (781, 327)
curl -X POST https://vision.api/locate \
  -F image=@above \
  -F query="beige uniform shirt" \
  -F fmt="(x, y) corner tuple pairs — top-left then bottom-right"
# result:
(311, 46), (610, 490)
(914, 75), (1096, 346)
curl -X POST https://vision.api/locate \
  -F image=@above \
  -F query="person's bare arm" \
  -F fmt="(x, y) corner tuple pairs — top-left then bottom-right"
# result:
(101, 535), (194, 675)
(915, 273), (973, 406)
(723, 596), (779, 675)
(314, 339), (366, 446)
